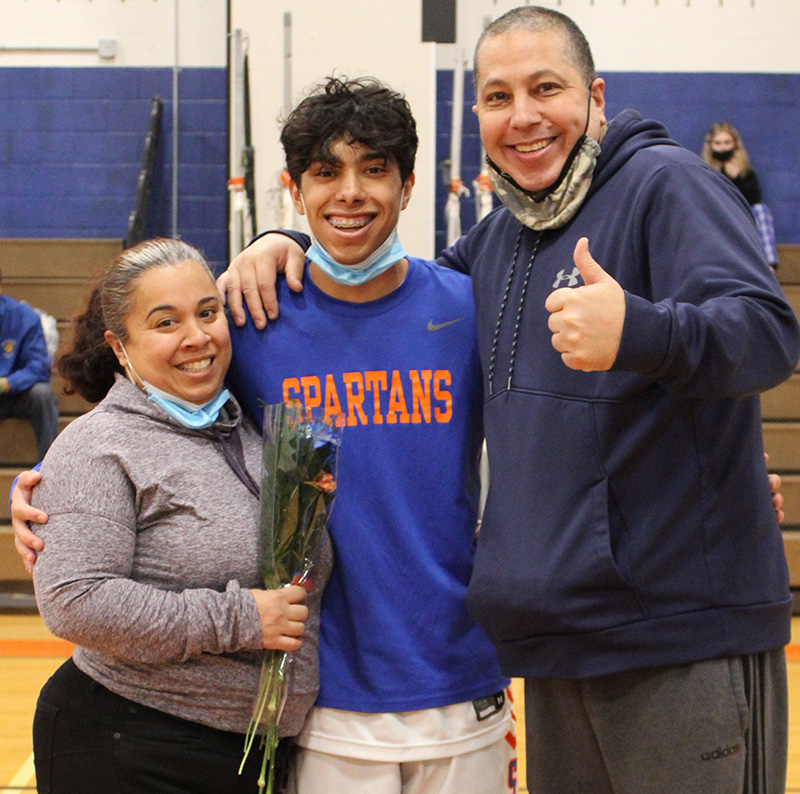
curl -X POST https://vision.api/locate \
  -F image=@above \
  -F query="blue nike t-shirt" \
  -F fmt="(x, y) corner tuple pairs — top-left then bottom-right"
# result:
(227, 257), (508, 712)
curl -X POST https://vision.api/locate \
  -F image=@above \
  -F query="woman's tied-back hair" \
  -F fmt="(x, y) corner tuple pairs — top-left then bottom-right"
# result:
(281, 76), (418, 186)
(701, 121), (753, 176)
(474, 6), (596, 88)
(58, 238), (210, 404)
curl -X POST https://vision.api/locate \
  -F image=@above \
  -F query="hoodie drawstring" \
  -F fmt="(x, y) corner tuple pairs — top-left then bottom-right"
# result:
(488, 229), (541, 395)
(214, 428), (261, 498)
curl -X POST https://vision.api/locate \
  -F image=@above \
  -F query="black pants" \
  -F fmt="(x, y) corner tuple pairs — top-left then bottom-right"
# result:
(33, 658), (291, 794)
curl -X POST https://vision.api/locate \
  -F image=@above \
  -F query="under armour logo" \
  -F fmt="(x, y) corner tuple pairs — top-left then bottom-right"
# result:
(552, 268), (581, 289)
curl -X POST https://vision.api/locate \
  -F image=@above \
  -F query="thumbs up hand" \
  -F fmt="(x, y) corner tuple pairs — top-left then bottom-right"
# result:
(544, 237), (626, 371)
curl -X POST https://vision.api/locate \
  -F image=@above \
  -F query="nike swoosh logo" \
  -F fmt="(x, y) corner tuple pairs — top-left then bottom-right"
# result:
(427, 318), (463, 332)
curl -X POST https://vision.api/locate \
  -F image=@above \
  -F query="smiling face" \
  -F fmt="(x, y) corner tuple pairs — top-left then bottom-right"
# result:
(289, 138), (414, 266)
(474, 28), (605, 193)
(105, 259), (231, 405)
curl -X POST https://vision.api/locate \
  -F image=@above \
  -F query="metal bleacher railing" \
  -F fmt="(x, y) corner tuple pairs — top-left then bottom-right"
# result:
(125, 96), (163, 250)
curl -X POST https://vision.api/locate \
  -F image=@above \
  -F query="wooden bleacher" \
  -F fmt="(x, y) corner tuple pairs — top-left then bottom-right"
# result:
(766, 245), (800, 597)
(0, 239), (121, 581)
(1, 239), (799, 596)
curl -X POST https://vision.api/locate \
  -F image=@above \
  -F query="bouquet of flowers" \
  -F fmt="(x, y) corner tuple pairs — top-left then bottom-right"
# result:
(240, 400), (342, 794)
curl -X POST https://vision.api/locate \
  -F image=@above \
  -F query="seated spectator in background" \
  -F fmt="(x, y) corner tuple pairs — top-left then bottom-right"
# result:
(702, 121), (778, 269)
(0, 266), (60, 458)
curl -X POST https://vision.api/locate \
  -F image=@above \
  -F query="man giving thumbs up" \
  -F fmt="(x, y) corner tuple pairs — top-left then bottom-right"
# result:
(545, 237), (625, 371)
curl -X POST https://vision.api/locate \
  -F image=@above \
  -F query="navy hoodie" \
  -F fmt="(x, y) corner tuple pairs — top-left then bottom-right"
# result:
(441, 110), (800, 679)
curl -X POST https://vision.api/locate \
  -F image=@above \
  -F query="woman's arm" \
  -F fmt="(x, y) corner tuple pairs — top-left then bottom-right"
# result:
(33, 505), (308, 663)
(31, 427), (308, 664)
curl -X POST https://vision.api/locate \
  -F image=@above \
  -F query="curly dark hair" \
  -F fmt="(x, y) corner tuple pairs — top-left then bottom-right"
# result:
(57, 285), (121, 404)
(281, 76), (418, 186)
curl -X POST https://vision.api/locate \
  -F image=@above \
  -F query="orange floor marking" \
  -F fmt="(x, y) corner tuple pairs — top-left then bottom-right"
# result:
(0, 639), (797, 661)
(0, 638), (74, 657)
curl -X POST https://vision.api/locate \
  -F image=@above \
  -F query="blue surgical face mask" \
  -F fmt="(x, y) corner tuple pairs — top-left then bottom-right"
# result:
(306, 226), (408, 286)
(118, 341), (230, 429)
(143, 382), (231, 429)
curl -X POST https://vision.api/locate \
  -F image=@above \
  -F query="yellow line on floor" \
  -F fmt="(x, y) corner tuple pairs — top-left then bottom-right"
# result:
(5, 751), (35, 792)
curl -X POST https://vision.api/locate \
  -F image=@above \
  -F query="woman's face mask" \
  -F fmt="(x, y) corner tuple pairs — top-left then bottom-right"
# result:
(710, 131), (737, 164)
(711, 148), (735, 163)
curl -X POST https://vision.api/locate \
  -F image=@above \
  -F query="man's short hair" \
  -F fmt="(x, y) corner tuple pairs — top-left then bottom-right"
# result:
(281, 76), (418, 186)
(474, 6), (596, 88)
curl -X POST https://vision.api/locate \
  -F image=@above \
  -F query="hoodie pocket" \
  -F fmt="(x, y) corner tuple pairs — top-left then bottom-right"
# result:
(470, 390), (650, 642)
(586, 477), (648, 618)
(470, 475), (649, 645)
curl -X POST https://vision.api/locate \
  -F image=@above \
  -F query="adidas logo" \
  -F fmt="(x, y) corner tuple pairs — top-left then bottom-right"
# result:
(700, 745), (739, 761)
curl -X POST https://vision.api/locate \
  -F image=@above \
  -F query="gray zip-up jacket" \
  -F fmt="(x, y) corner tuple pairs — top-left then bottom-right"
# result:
(33, 374), (332, 736)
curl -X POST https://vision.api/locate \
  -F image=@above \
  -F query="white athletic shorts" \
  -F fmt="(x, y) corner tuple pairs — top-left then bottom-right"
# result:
(287, 690), (518, 794)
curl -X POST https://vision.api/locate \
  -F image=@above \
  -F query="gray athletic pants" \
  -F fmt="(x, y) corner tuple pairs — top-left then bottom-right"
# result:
(524, 649), (787, 794)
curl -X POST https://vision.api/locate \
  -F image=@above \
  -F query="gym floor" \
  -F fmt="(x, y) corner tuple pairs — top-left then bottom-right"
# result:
(1, 614), (798, 793)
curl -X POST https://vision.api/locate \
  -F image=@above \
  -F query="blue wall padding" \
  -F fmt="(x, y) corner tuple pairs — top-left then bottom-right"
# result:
(0, 67), (228, 270)
(2, 67), (796, 271)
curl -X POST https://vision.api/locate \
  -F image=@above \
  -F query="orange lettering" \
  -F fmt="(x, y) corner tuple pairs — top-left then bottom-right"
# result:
(343, 372), (368, 426)
(323, 374), (343, 424)
(434, 370), (452, 422)
(301, 376), (322, 419)
(410, 370), (433, 424)
(282, 378), (301, 402)
(364, 371), (388, 425)
(386, 370), (410, 425)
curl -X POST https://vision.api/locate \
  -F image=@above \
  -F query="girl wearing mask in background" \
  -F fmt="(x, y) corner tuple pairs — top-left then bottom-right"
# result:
(702, 121), (778, 269)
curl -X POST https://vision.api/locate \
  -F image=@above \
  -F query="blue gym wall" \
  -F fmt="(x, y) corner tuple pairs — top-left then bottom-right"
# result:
(2, 67), (797, 269)
(436, 70), (800, 258)
(0, 67), (228, 271)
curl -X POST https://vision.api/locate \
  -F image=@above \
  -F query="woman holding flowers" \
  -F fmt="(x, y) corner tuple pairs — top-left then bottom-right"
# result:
(28, 238), (331, 794)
